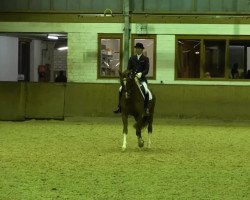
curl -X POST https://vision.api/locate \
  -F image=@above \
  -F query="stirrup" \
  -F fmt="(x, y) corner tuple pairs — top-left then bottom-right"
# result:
(113, 106), (121, 113)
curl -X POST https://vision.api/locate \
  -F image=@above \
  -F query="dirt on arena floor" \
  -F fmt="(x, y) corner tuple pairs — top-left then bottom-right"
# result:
(0, 117), (249, 200)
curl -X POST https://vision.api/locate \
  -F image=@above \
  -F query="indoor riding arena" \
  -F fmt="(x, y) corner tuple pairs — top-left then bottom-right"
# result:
(0, 0), (249, 199)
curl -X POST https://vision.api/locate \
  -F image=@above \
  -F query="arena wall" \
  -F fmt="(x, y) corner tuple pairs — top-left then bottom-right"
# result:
(25, 83), (65, 119)
(0, 82), (25, 120)
(1, 83), (250, 120)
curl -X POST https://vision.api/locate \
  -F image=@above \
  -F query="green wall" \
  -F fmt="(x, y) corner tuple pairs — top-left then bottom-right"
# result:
(0, 82), (25, 120)
(1, 82), (250, 120)
(25, 83), (65, 119)
(64, 83), (118, 117)
(153, 84), (250, 119)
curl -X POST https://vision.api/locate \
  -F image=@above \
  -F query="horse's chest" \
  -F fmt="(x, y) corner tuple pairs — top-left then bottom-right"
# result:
(125, 101), (143, 115)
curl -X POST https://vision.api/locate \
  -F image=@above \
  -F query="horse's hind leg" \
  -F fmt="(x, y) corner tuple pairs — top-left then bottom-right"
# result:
(147, 99), (155, 148)
(136, 117), (144, 148)
(147, 116), (153, 148)
(122, 114), (128, 151)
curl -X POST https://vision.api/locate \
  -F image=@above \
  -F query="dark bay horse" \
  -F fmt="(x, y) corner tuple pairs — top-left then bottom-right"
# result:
(119, 70), (156, 150)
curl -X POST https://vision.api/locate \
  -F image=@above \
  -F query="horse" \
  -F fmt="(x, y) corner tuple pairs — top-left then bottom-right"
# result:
(119, 70), (156, 150)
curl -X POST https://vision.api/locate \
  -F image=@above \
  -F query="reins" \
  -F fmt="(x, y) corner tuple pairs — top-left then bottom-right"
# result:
(121, 70), (145, 100)
(134, 77), (145, 99)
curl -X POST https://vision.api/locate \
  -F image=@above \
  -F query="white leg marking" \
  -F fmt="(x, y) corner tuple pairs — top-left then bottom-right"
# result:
(122, 133), (127, 151)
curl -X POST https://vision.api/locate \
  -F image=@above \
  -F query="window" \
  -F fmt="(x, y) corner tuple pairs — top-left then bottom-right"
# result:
(204, 40), (225, 78)
(177, 39), (200, 78)
(98, 34), (122, 78)
(176, 36), (250, 80)
(131, 35), (156, 79)
(229, 40), (250, 79)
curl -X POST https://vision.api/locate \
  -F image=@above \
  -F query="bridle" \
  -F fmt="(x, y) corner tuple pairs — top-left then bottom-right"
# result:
(121, 71), (135, 99)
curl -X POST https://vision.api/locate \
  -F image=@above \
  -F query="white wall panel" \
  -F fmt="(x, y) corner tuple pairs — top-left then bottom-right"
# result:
(0, 36), (18, 81)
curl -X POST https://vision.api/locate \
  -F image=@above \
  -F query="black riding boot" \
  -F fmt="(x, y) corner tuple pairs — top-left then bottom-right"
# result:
(113, 91), (122, 113)
(144, 92), (150, 116)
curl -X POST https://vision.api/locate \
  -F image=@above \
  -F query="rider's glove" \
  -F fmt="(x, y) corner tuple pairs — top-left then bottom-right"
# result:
(136, 72), (142, 79)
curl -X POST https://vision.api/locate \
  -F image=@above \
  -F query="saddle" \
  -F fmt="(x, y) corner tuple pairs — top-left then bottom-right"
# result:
(138, 83), (153, 101)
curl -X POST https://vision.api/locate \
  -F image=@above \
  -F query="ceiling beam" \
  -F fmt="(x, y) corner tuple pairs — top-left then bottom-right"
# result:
(0, 12), (250, 24)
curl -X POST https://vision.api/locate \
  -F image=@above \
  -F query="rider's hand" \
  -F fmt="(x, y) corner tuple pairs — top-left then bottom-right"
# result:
(136, 72), (142, 78)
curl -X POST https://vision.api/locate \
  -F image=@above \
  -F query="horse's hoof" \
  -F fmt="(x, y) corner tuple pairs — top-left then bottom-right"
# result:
(122, 146), (126, 151)
(138, 140), (144, 148)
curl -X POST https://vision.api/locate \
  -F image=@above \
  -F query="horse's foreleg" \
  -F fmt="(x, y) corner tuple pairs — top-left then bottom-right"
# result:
(137, 132), (144, 148)
(136, 116), (144, 148)
(122, 134), (127, 151)
(122, 114), (128, 151)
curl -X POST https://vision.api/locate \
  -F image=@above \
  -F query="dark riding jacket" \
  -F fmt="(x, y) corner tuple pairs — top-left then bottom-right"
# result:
(127, 54), (149, 82)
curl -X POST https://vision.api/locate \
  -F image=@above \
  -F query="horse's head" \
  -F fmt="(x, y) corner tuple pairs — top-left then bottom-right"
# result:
(119, 70), (137, 99)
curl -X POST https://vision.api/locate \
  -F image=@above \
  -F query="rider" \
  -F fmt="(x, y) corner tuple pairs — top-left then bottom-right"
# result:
(113, 42), (150, 116)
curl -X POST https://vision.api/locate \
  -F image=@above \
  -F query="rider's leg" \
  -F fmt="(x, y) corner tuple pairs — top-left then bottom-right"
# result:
(141, 82), (150, 116)
(113, 86), (122, 113)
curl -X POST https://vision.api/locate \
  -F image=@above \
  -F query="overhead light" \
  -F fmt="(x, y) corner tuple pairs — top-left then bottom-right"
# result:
(103, 8), (113, 17)
(48, 35), (58, 40)
(57, 46), (68, 51)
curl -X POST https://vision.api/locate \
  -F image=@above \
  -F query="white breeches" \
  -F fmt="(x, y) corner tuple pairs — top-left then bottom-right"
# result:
(119, 81), (152, 100)
(141, 82), (149, 94)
